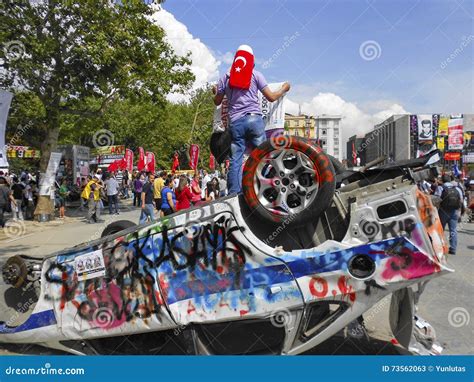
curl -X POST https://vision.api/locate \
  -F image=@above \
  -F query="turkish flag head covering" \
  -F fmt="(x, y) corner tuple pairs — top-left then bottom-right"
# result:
(229, 44), (254, 90)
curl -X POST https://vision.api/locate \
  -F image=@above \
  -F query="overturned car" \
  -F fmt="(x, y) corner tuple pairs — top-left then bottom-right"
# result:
(0, 137), (451, 355)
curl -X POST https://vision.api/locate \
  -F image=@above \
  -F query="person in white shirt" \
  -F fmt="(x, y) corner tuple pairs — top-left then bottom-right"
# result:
(104, 173), (119, 215)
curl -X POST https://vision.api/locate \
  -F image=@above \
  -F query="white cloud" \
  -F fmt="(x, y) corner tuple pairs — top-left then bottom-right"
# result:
(149, 6), (220, 102)
(286, 92), (408, 156)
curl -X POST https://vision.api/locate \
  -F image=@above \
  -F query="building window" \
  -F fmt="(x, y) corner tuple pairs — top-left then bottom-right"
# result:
(334, 120), (339, 127)
(321, 120), (327, 127)
(321, 140), (326, 146)
(322, 129), (327, 135)
(334, 138), (339, 145)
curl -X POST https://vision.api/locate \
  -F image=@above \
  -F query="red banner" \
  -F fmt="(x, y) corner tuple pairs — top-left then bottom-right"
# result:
(125, 149), (133, 172)
(444, 152), (461, 161)
(448, 119), (463, 151)
(209, 153), (215, 170)
(145, 151), (155, 174)
(137, 147), (145, 171)
(172, 152), (180, 172)
(225, 159), (230, 170)
(189, 144), (200, 170)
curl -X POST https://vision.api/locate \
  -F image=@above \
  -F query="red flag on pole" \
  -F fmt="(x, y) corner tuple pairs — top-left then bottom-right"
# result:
(125, 149), (133, 172)
(137, 147), (145, 171)
(172, 152), (179, 172)
(188, 144), (200, 170)
(352, 142), (357, 165)
(229, 45), (254, 90)
(209, 153), (215, 170)
(145, 151), (155, 174)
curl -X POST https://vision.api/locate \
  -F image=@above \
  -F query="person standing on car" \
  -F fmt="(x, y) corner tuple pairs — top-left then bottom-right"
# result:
(0, 176), (15, 228)
(105, 172), (120, 215)
(139, 172), (155, 224)
(213, 44), (290, 194)
(438, 174), (464, 255)
(10, 177), (25, 221)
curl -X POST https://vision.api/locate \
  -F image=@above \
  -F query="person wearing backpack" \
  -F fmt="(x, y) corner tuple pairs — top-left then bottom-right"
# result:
(438, 174), (463, 255)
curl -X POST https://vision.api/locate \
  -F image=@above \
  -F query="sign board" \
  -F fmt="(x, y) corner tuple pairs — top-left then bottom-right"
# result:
(448, 118), (463, 150)
(259, 82), (286, 131)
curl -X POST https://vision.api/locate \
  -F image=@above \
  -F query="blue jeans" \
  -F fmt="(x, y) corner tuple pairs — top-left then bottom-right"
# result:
(108, 194), (118, 214)
(227, 114), (266, 194)
(139, 204), (155, 224)
(439, 208), (459, 253)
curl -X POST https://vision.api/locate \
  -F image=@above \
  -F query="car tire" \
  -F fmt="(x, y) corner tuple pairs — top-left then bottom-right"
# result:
(101, 220), (136, 238)
(242, 136), (336, 225)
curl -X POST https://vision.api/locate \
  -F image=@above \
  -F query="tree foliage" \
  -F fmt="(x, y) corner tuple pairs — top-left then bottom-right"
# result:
(0, 0), (194, 172)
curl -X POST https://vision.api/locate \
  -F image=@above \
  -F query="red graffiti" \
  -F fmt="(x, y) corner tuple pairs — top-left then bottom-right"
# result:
(337, 276), (356, 303)
(309, 276), (328, 298)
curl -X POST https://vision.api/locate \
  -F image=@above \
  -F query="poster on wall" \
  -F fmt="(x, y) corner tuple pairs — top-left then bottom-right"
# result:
(436, 137), (445, 151)
(448, 118), (463, 150)
(417, 114), (433, 142)
(438, 117), (449, 136)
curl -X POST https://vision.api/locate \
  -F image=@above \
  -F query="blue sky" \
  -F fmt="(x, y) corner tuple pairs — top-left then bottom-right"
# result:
(163, 0), (473, 115)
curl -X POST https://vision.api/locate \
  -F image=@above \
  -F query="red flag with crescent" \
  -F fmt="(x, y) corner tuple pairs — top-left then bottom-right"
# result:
(229, 45), (254, 90)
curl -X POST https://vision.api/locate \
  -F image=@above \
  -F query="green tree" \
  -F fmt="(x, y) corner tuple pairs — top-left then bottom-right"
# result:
(0, 0), (193, 215)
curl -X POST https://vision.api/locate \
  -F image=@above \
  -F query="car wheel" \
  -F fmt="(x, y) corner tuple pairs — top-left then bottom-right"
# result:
(242, 136), (336, 225)
(101, 220), (136, 238)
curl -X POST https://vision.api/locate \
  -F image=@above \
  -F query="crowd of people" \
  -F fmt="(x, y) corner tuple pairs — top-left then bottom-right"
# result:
(76, 168), (228, 225)
(418, 173), (474, 255)
(0, 169), (40, 228)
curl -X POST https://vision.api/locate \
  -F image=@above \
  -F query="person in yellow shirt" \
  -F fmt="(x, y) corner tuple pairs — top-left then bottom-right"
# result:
(153, 171), (166, 214)
(81, 175), (102, 224)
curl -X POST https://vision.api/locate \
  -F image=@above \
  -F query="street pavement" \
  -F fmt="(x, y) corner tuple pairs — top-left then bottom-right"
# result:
(0, 200), (472, 355)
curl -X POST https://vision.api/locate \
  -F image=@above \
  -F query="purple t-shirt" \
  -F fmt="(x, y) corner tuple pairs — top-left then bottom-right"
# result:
(216, 70), (268, 123)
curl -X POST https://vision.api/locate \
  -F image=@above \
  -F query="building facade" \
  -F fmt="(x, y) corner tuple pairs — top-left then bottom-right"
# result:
(315, 115), (343, 161)
(284, 114), (315, 139)
(353, 114), (474, 173)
